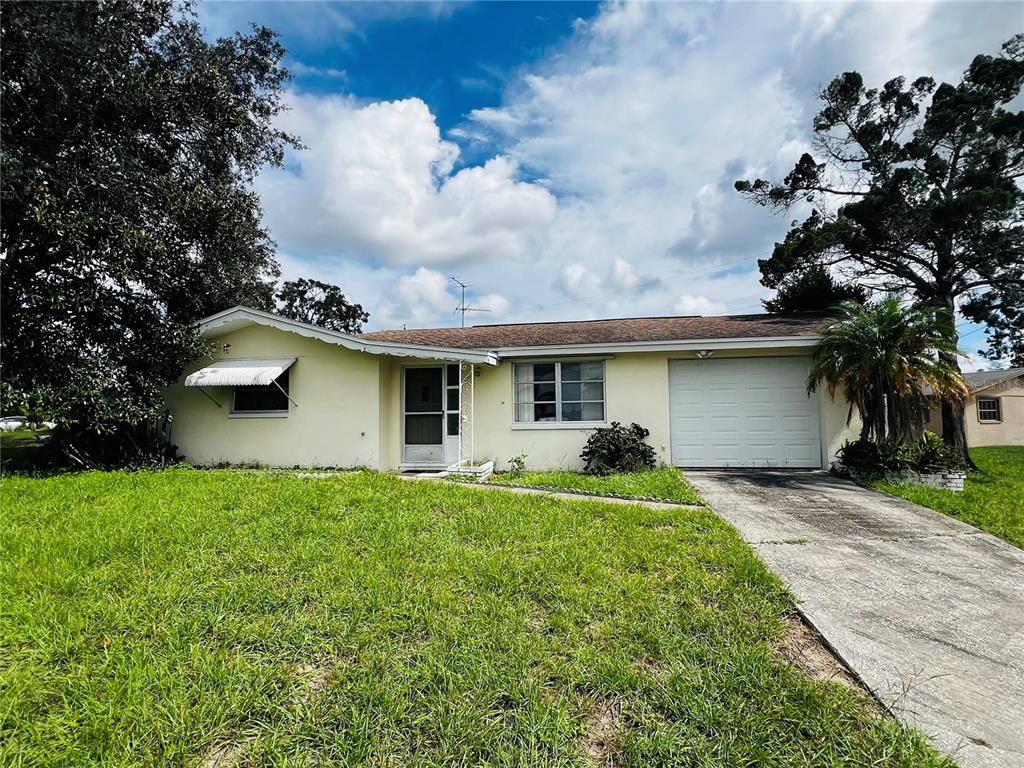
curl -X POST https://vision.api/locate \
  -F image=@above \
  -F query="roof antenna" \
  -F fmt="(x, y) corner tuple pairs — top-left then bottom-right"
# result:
(451, 277), (490, 328)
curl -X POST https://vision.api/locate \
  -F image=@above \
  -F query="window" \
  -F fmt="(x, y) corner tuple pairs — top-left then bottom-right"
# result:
(513, 361), (605, 423)
(977, 397), (1001, 422)
(233, 369), (289, 414)
(446, 364), (460, 436)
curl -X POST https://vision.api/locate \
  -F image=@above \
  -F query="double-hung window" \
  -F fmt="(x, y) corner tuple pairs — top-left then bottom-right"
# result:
(977, 397), (1001, 422)
(513, 361), (605, 423)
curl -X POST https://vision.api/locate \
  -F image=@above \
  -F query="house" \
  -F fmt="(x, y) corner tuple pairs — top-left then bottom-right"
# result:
(165, 306), (861, 471)
(926, 367), (1024, 447)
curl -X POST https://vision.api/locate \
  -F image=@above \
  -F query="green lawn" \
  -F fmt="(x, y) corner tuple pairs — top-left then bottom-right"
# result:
(1, 470), (946, 767)
(485, 467), (704, 505)
(876, 445), (1024, 549)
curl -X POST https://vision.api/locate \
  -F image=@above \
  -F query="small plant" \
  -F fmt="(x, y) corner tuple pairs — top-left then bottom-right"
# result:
(580, 422), (656, 476)
(836, 431), (965, 477)
(507, 453), (527, 478)
(904, 431), (966, 472)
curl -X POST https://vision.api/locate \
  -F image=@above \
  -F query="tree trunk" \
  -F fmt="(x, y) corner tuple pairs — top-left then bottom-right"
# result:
(936, 295), (977, 471)
(940, 391), (976, 470)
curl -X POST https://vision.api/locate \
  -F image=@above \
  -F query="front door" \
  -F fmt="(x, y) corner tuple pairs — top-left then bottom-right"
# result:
(403, 366), (460, 466)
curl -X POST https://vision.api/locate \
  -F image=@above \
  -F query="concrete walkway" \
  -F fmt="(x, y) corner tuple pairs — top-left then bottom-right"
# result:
(687, 470), (1024, 768)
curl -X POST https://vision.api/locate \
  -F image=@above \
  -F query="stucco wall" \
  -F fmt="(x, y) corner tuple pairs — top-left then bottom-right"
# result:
(923, 376), (1023, 447)
(169, 335), (862, 471)
(966, 377), (1024, 447)
(166, 324), (381, 467)
(424, 348), (859, 472)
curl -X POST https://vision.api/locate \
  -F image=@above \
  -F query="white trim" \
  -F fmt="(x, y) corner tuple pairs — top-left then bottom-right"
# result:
(976, 396), (1002, 423)
(198, 306), (498, 366)
(495, 335), (820, 357)
(227, 411), (288, 419)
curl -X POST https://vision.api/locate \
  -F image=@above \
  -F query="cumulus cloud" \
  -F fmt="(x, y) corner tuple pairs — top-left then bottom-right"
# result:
(258, 96), (557, 268)
(256, 1), (1017, 329)
(376, 267), (510, 326)
(674, 295), (728, 316)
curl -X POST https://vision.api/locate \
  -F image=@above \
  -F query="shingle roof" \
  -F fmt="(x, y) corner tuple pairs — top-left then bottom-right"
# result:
(360, 313), (830, 350)
(963, 367), (1024, 393)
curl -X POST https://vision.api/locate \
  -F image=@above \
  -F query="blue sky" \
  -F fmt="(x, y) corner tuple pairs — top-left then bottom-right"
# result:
(197, 1), (1019, 368)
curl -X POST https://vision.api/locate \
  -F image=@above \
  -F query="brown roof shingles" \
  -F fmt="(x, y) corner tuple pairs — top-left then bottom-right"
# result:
(361, 313), (829, 350)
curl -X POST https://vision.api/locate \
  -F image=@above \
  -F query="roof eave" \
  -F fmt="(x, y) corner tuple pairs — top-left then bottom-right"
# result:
(197, 306), (499, 366)
(492, 334), (822, 357)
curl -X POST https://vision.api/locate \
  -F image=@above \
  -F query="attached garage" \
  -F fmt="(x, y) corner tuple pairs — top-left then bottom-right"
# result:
(668, 357), (822, 468)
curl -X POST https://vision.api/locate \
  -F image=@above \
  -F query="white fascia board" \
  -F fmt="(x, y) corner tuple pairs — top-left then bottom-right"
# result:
(493, 335), (821, 357)
(197, 306), (498, 366)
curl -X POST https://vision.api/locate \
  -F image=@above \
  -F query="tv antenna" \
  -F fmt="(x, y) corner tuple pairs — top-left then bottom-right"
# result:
(451, 277), (490, 327)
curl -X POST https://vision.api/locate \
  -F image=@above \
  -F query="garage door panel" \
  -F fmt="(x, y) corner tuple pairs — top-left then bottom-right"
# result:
(669, 357), (821, 468)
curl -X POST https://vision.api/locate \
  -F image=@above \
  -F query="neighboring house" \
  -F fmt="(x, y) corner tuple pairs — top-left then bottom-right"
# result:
(165, 306), (860, 471)
(925, 367), (1024, 447)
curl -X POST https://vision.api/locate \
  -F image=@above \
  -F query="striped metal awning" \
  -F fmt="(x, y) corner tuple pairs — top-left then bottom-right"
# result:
(184, 358), (295, 387)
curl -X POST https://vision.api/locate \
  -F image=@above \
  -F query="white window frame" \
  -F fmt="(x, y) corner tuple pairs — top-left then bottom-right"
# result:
(511, 360), (607, 429)
(977, 397), (1001, 423)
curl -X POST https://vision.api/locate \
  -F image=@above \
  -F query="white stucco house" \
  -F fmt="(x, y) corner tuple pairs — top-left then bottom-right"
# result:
(165, 306), (861, 471)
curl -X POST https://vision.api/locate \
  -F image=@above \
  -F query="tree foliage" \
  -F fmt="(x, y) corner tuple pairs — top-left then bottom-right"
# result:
(1, 0), (299, 464)
(276, 278), (369, 333)
(763, 264), (867, 313)
(737, 35), (1024, 462)
(808, 298), (967, 447)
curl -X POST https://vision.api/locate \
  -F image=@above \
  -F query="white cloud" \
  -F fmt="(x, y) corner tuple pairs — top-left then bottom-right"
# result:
(258, 96), (557, 268)
(286, 61), (347, 80)
(375, 267), (510, 326)
(674, 294), (728, 316)
(257, 1), (1017, 330)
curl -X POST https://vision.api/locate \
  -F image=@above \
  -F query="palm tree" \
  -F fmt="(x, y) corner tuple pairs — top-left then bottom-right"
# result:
(808, 297), (968, 449)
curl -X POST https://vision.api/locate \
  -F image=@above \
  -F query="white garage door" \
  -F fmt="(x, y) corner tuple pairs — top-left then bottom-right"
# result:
(669, 357), (821, 468)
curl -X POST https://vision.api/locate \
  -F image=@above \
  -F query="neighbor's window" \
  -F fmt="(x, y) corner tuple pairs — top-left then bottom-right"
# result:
(513, 361), (605, 423)
(977, 397), (1001, 422)
(233, 369), (290, 414)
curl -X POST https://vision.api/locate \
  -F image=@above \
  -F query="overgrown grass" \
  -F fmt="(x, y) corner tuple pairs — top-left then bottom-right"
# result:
(486, 466), (704, 505)
(1, 469), (947, 766)
(876, 445), (1024, 549)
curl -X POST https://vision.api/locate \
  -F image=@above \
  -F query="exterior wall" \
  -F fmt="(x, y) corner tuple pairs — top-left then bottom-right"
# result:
(966, 377), (1024, 447)
(170, 335), (863, 471)
(924, 376), (1023, 447)
(165, 324), (381, 467)
(398, 348), (859, 472)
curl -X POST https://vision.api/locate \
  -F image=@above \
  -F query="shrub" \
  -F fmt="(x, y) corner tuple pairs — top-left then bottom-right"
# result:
(580, 422), (656, 476)
(904, 431), (966, 472)
(836, 431), (965, 477)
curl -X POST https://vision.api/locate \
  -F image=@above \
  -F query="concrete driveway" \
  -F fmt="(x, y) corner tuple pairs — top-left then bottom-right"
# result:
(687, 470), (1024, 768)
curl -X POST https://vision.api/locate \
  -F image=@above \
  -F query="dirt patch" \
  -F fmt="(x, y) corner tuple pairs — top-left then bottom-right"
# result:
(294, 661), (333, 706)
(199, 737), (251, 768)
(578, 698), (623, 763)
(778, 615), (858, 688)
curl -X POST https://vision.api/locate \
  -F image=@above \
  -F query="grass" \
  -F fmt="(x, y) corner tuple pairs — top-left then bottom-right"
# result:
(485, 466), (704, 505)
(0, 469), (948, 767)
(876, 445), (1024, 549)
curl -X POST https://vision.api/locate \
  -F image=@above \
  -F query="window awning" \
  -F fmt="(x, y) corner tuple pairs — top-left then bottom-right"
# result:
(184, 358), (295, 388)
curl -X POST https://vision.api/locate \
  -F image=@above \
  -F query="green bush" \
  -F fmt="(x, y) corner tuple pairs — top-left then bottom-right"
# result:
(836, 432), (964, 477)
(580, 422), (656, 476)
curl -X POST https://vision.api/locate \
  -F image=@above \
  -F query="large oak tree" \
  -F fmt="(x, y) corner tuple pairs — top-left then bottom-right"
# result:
(737, 35), (1024, 466)
(1, 1), (299, 464)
